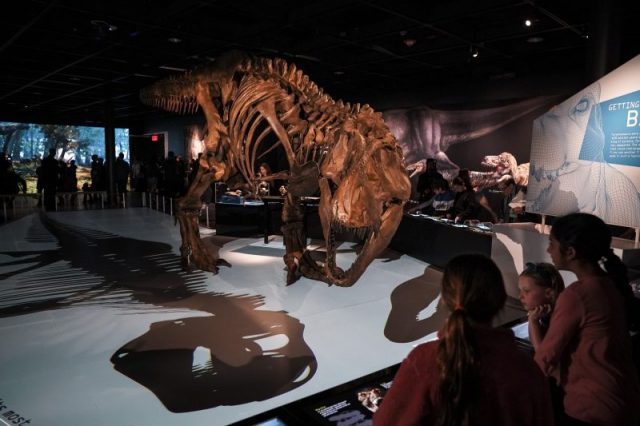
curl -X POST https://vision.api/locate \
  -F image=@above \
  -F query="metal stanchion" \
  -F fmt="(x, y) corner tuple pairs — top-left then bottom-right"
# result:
(122, 192), (126, 208)
(155, 194), (159, 211)
(205, 203), (209, 228)
(170, 198), (173, 216)
(142, 192), (146, 208)
(162, 196), (165, 213)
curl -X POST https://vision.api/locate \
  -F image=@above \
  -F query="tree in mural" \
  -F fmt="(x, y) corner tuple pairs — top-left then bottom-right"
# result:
(0, 123), (29, 159)
(38, 125), (80, 160)
(77, 127), (105, 166)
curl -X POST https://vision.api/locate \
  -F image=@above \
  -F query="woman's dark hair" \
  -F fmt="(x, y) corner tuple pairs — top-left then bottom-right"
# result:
(457, 169), (473, 191)
(258, 162), (272, 176)
(520, 262), (565, 304)
(451, 176), (467, 190)
(436, 254), (507, 426)
(551, 213), (638, 330)
(432, 178), (450, 192)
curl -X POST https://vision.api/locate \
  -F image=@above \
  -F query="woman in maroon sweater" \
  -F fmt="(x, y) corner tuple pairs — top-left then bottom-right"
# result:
(535, 213), (640, 426)
(374, 254), (553, 426)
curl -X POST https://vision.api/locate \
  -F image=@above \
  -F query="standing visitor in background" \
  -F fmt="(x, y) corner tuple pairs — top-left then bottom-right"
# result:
(256, 162), (273, 196)
(416, 158), (443, 203)
(41, 148), (59, 210)
(115, 153), (130, 194)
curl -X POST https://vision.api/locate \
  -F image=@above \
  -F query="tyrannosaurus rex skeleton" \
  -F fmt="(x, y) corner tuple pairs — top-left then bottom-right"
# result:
(140, 51), (411, 286)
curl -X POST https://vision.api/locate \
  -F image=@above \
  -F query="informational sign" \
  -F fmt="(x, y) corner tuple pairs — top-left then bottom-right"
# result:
(599, 91), (640, 166)
(527, 55), (640, 228)
(302, 379), (393, 425)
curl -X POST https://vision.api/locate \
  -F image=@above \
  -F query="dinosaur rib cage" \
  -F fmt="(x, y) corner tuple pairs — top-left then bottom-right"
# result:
(140, 53), (385, 192)
(226, 69), (354, 189)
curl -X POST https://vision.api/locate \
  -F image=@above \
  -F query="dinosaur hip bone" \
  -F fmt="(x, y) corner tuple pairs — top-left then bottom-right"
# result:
(141, 51), (411, 286)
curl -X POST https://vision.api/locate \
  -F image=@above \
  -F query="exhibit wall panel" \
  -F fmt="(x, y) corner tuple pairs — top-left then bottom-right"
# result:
(383, 96), (557, 175)
(527, 54), (640, 228)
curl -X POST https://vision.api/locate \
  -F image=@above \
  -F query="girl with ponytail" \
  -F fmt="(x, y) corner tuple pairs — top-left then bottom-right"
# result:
(374, 254), (553, 426)
(537, 212), (640, 426)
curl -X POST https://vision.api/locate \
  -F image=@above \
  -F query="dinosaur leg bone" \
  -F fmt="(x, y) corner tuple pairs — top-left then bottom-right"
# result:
(176, 169), (226, 273)
(281, 193), (325, 285)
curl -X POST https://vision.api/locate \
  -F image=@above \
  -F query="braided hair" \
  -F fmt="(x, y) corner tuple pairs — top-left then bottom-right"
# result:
(436, 254), (507, 426)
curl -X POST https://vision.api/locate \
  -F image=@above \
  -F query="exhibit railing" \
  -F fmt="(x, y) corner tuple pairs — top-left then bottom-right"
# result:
(0, 193), (40, 222)
(133, 191), (215, 229)
(0, 190), (108, 223)
(0, 190), (215, 229)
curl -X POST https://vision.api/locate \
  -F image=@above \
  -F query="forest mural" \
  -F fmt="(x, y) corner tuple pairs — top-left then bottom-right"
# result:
(0, 121), (128, 192)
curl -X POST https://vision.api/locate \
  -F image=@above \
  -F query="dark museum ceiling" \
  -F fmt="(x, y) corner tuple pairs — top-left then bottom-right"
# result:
(1, 0), (639, 128)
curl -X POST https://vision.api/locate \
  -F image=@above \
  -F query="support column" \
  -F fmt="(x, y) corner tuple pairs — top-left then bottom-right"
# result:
(104, 89), (116, 204)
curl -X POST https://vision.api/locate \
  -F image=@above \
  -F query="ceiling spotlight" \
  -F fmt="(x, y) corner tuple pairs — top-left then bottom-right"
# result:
(168, 37), (182, 43)
(403, 38), (417, 47)
(91, 19), (117, 32)
(524, 19), (532, 27)
(471, 47), (479, 58)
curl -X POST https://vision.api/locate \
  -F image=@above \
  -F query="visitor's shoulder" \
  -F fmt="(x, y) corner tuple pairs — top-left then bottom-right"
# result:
(407, 340), (439, 362)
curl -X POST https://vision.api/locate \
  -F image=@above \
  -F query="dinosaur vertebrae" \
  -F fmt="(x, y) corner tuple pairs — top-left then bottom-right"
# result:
(139, 77), (200, 114)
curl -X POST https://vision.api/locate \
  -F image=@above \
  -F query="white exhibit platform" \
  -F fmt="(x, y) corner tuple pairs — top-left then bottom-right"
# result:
(0, 208), (525, 426)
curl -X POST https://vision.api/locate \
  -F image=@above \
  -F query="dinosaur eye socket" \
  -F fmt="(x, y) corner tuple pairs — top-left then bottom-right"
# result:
(573, 98), (590, 114)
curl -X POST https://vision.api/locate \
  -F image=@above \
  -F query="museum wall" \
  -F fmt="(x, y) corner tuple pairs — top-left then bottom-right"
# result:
(137, 68), (581, 171)
(142, 113), (206, 159)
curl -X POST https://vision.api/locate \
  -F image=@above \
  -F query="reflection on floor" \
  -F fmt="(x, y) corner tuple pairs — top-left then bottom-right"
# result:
(0, 209), (525, 426)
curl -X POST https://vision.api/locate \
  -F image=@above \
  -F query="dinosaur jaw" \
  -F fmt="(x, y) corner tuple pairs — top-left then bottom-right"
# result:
(480, 160), (501, 174)
(318, 179), (404, 286)
(328, 203), (403, 287)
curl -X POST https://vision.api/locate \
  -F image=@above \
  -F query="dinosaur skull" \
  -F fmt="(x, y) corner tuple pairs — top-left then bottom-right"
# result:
(318, 113), (411, 286)
(481, 152), (517, 177)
